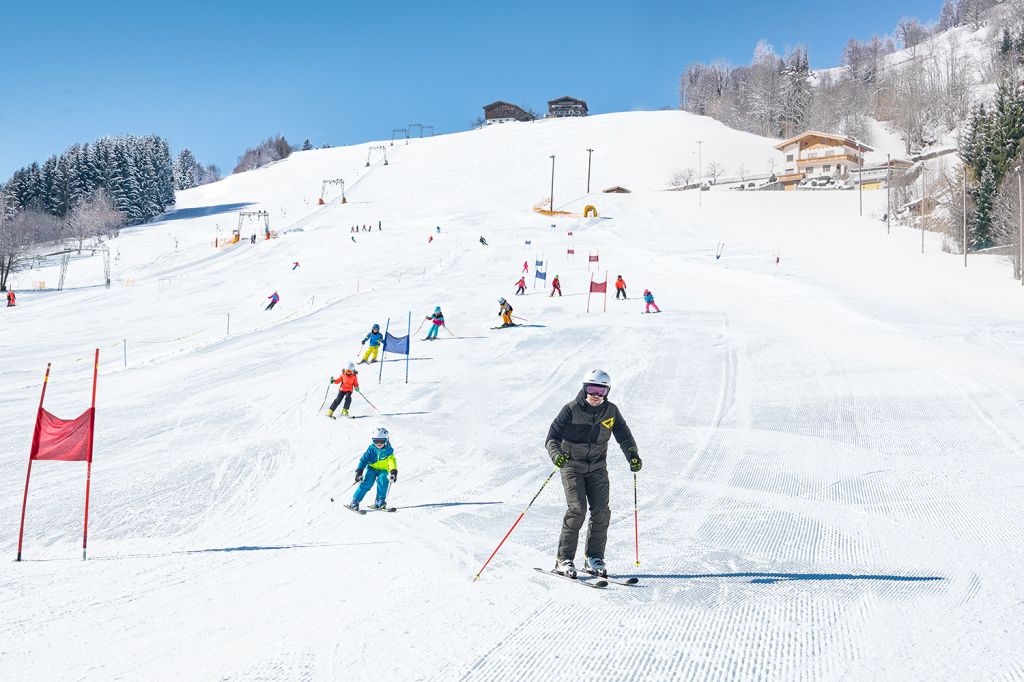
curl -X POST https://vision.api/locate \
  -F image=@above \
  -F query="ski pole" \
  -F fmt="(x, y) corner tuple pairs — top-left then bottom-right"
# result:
(329, 479), (359, 502)
(414, 318), (427, 334)
(633, 473), (640, 567)
(511, 315), (529, 322)
(442, 324), (456, 337)
(474, 467), (558, 582)
(318, 380), (333, 414)
(356, 390), (382, 413)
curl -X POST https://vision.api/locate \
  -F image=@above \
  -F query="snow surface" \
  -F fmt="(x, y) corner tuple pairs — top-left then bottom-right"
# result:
(3, 111), (1024, 681)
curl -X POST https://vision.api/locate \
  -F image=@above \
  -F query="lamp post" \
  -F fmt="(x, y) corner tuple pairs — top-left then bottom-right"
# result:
(549, 155), (556, 212)
(586, 148), (594, 194)
(697, 140), (703, 208)
(858, 151), (863, 217)
(886, 154), (891, 235)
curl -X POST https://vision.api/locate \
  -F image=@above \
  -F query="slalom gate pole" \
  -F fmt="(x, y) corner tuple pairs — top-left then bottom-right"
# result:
(633, 473), (640, 567)
(82, 349), (99, 561)
(318, 380), (333, 414)
(357, 391), (382, 413)
(473, 467), (559, 582)
(16, 362), (51, 562)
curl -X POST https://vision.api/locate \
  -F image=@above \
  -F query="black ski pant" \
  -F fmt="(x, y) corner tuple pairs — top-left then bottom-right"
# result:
(516, 286), (525, 295)
(616, 288), (627, 299)
(330, 390), (353, 412)
(265, 300), (277, 310)
(557, 463), (611, 561)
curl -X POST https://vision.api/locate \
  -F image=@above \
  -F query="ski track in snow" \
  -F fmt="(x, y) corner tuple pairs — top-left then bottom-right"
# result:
(2, 112), (1024, 680)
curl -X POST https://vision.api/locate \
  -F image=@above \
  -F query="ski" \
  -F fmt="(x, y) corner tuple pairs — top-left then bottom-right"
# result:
(584, 571), (640, 586)
(365, 506), (397, 513)
(337, 502), (366, 515)
(490, 325), (519, 330)
(533, 567), (608, 588)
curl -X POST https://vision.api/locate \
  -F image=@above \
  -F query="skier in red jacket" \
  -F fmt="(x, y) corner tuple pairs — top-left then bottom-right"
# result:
(515, 277), (527, 295)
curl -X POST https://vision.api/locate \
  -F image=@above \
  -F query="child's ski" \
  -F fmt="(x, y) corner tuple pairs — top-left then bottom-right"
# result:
(365, 506), (397, 513)
(533, 567), (607, 588)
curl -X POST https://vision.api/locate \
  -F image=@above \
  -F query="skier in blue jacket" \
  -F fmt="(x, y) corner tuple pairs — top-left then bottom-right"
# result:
(360, 323), (384, 363)
(347, 427), (398, 511)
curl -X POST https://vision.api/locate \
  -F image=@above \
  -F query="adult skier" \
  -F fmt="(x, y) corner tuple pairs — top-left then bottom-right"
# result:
(347, 427), (398, 511)
(497, 297), (515, 328)
(424, 306), (445, 340)
(514, 276), (527, 295)
(545, 369), (641, 578)
(265, 291), (280, 310)
(6, 291), (15, 307)
(360, 323), (384, 363)
(327, 363), (360, 418)
(479, 236), (488, 246)
(550, 275), (561, 297)
(642, 289), (661, 313)
(522, 260), (529, 274)
(614, 275), (627, 300)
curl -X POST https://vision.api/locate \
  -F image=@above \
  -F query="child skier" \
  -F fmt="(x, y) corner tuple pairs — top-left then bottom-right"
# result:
(479, 236), (488, 246)
(643, 289), (661, 313)
(360, 324), (384, 363)
(615, 276), (627, 300)
(327, 363), (360, 418)
(347, 427), (398, 511)
(515, 276), (527, 295)
(6, 291), (15, 307)
(497, 297), (515, 328)
(266, 291), (280, 310)
(550, 275), (561, 297)
(424, 306), (445, 340)
(522, 261), (529, 274)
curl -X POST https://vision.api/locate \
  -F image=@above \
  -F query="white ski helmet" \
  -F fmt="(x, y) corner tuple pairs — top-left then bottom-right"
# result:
(372, 426), (390, 441)
(346, 362), (356, 371)
(583, 369), (611, 389)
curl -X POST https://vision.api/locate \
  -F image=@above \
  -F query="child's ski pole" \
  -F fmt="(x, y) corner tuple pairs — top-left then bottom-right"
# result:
(633, 473), (641, 567)
(329, 480), (359, 502)
(356, 390), (382, 413)
(318, 380), (333, 414)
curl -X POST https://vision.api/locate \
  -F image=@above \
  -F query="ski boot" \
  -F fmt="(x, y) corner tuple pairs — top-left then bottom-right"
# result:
(326, 409), (336, 420)
(371, 501), (388, 510)
(342, 409), (349, 417)
(554, 558), (577, 579)
(584, 557), (607, 578)
(345, 502), (359, 512)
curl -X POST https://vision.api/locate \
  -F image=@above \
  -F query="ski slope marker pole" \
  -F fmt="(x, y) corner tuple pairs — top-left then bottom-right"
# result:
(633, 473), (640, 567)
(473, 467), (558, 582)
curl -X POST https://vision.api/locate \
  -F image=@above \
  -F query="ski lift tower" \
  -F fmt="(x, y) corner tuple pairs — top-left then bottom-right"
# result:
(408, 123), (423, 138)
(422, 125), (434, 137)
(391, 128), (409, 146)
(321, 179), (347, 204)
(238, 210), (271, 241)
(366, 145), (389, 167)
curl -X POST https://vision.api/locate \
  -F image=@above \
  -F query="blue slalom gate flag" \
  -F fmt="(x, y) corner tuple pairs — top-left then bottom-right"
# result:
(535, 269), (547, 281)
(383, 332), (409, 355)
(535, 259), (543, 268)
(525, 240), (532, 245)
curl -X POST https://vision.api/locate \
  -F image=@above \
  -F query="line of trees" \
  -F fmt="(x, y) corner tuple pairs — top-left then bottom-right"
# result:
(173, 148), (220, 190)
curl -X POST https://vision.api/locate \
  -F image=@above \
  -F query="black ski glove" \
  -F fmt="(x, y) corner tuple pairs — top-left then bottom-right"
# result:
(354, 469), (364, 483)
(629, 455), (643, 473)
(390, 469), (398, 483)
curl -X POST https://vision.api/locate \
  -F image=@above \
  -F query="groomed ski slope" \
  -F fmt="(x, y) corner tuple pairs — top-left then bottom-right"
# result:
(2, 111), (1024, 681)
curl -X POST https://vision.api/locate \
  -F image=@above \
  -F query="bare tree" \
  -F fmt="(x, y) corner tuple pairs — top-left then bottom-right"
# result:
(0, 199), (59, 291)
(65, 189), (125, 253)
(897, 17), (929, 50)
(670, 168), (695, 187)
(736, 163), (748, 181)
(706, 161), (725, 184)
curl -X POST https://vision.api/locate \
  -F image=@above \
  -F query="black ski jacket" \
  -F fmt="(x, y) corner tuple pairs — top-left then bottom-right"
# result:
(545, 390), (638, 472)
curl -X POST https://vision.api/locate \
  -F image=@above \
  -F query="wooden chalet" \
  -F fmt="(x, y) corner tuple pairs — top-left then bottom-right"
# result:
(546, 96), (588, 118)
(774, 131), (874, 190)
(603, 186), (631, 193)
(482, 101), (535, 124)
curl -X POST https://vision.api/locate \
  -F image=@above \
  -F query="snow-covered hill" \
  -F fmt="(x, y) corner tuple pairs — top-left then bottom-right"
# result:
(3, 111), (1024, 680)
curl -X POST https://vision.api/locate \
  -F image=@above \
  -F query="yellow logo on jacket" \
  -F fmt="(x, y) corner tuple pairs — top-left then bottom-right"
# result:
(601, 417), (615, 429)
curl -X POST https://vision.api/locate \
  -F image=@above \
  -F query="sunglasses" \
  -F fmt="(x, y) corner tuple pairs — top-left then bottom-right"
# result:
(584, 385), (609, 397)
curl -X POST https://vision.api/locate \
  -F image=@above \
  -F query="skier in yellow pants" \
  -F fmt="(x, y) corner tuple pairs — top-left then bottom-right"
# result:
(360, 324), (384, 364)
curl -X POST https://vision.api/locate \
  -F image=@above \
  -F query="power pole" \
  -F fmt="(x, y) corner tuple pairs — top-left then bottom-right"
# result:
(697, 140), (703, 208)
(586, 148), (594, 194)
(858, 155), (863, 217)
(549, 155), (556, 212)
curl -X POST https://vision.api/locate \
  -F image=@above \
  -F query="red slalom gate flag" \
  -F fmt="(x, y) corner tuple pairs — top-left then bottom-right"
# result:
(590, 279), (607, 293)
(30, 408), (94, 461)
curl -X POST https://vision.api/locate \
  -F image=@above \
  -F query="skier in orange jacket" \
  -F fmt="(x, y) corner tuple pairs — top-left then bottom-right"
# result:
(327, 363), (360, 418)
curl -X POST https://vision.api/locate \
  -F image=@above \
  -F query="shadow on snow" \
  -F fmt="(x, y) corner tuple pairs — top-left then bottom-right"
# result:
(154, 202), (255, 222)
(400, 501), (505, 510)
(629, 571), (943, 585)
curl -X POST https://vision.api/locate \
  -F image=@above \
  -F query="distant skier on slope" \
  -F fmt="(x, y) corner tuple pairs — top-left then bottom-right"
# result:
(6, 291), (15, 307)
(346, 427), (398, 511)
(479, 236), (488, 246)
(550, 275), (561, 297)
(514, 277), (527, 295)
(642, 289), (661, 313)
(545, 369), (641, 579)
(522, 260), (529, 274)
(292, 261), (300, 270)
(424, 306), (445, 340)
(327, 363), (360, 418)
(497, 297), (515, 328)
(265, 291), (280, 310)
(360, 324), (384, 363)
(614, 275), (627, 300)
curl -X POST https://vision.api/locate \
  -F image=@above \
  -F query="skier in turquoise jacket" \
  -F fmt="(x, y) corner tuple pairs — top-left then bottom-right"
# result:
(360, 324), (384, 363)
(348, 427), (398, 511)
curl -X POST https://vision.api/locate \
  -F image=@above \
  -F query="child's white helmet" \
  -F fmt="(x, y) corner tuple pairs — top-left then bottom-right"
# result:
(372, 427), (390, 441)
(346, 362), (356, 371)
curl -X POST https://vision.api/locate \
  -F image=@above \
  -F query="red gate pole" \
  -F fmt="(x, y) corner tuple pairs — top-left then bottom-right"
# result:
(16, 362), (52, 561)
(82, 349), (99, 560)
(586, 273), (594, 314)
(603, 270), (608, 313)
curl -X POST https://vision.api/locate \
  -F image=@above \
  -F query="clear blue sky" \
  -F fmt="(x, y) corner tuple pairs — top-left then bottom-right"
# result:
(0, 0), (943, 180)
